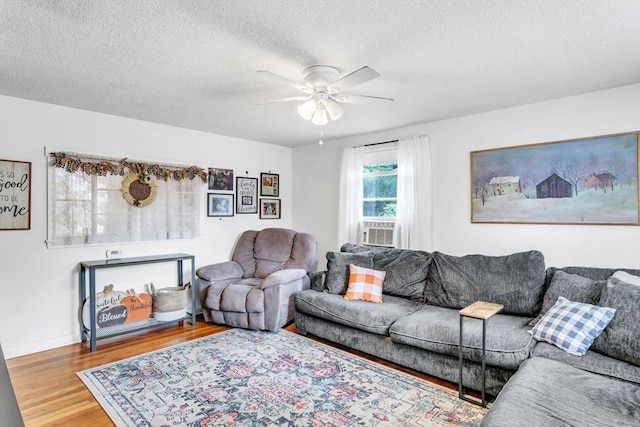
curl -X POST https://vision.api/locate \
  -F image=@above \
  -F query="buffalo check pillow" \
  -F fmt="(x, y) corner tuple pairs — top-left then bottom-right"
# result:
(529, 296), (616, 356)
(344, 264), (386, 303)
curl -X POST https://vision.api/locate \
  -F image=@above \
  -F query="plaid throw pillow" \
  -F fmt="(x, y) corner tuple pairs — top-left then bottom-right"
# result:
(529, 297), (616, 356)
(344, 264), (386, 303)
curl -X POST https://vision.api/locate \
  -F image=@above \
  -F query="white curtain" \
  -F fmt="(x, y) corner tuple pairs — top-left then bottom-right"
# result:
(394, 135), (433, 250)
(337, 145), (365, 245)
(47, 166), (202, 247)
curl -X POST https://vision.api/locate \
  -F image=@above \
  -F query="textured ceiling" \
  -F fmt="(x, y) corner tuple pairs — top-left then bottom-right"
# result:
(1, 0), (639, 147)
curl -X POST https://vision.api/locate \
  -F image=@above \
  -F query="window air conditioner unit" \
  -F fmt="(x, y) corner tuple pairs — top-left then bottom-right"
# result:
(362, 221), (395, 248)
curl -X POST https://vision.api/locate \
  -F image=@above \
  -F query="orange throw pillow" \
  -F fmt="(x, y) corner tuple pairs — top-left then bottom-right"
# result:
(344, 264), (386, 303)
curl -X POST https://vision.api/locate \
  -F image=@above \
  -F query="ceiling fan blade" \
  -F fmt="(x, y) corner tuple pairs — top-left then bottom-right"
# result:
(330, 93), (394, 106)
(256, 70), (311, 93)
(252, 95), (311, 105)
(326, 66), (381, 93)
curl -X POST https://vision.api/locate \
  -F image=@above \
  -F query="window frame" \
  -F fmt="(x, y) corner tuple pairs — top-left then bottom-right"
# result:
(362, 146), (398, 221)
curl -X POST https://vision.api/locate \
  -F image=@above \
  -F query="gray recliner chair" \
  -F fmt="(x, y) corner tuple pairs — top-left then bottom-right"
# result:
(196, 228), (317, 330)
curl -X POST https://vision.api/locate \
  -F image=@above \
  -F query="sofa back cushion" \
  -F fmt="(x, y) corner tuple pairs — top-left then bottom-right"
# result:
(591, 277), (640, 366)
(371, 249), (431, 300)
(325, 252), (374, 294)
(425, 250), (546, 315)
(341, 244), (431, 300)
(544, 266), (640, 288)
(529, 271), (606, 326)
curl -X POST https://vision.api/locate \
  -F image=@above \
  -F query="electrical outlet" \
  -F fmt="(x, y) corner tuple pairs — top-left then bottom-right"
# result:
(105, 249), (122, 259)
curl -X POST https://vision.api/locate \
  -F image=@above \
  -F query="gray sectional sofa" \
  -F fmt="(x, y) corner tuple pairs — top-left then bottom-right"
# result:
(293, 244), (640, 425)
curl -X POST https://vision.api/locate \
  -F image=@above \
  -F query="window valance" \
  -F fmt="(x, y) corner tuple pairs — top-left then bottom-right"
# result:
(50, 152), (207, 182)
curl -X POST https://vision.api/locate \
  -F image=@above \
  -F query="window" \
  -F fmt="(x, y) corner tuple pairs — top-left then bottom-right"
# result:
(47, 154), (202, 247)
(339, 136), (431, 250)
(363, 162), (397, 218)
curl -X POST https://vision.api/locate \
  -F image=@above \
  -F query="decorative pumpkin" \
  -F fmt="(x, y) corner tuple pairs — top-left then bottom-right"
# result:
(121, 289), (153, 323)
(122, 172), (158, 207)
(82, 284), (126, 329)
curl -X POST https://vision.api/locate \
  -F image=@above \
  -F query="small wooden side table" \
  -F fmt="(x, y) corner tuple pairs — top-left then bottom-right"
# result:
(458, 301), (504, 407)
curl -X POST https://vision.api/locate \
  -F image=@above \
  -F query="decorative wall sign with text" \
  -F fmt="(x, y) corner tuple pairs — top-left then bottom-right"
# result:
(0, 159), (31, 230)
(236, 177), (258, 214)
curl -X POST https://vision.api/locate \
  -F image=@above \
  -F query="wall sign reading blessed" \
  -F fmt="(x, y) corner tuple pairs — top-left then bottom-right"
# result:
(0, 159), (31, 230)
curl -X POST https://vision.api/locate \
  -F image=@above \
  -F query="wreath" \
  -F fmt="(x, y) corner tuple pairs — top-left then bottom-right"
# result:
(122, 173), (158, 207)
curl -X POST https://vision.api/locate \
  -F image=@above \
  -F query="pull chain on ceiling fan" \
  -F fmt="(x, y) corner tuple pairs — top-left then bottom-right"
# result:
(255, 65), (394, 125)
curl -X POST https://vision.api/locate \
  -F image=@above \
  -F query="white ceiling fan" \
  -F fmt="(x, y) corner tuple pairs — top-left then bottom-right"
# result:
(255, 65), (394, 125)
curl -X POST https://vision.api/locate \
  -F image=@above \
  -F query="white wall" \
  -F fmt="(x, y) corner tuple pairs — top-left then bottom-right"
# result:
(0, 95), (295, 358)
(3, 85), (639, 357)
(293, 84), (640, 270)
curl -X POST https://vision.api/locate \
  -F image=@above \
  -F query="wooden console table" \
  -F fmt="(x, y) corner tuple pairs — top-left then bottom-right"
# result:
(79, 253), (197, 351)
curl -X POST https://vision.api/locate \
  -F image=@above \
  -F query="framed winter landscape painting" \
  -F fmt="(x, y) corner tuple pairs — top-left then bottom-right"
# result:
(470, 132), (639, 225)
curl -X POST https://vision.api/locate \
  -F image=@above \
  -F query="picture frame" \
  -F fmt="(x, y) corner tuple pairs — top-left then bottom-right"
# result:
(260, 172), (279, 197)
(236, 177), (258, 214)
(0, 159), (31, 230)
(207, 193), (234, 217)
(260, 198), (281, 219)
(470, 131), (639, 225)
(208, 167), (234, 191)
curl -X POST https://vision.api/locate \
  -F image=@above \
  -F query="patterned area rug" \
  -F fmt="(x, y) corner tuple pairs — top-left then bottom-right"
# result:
(78, 329), (486, 426)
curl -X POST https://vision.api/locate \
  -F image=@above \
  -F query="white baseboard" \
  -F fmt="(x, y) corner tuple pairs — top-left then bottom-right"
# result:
(4, 334), (80, 359)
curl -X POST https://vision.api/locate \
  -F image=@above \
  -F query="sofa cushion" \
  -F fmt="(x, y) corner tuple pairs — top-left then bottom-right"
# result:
(294, 290), (423, 336)
(341, 244), (432, 300)
(592, 277), (640, 366)
(344, 264), (385, 303)
(481, 357), (640, 427)
(613, 270), (640, 286)
(390, 305), (535, 369)
(371, 249), (431, 300)
(543, 266), (640, 288)
(532, 342), (640, 384)
(325, 252), (373, 294)
(529, 297), (615, 356)
(425, 250), (546, 315)
(529, 270), (605, 326)
(341, 243), (389, 255)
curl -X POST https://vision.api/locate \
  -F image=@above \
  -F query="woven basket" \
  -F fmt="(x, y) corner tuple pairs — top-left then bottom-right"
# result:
(149, 283), (189, 314)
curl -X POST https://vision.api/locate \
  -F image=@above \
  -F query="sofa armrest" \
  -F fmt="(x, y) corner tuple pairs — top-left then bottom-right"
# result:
(262, 269), (308, 289)
(309, 270), (326, 292)
(196, 261), (244, 282)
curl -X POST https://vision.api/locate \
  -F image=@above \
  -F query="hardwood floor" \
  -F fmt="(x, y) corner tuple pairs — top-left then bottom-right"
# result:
(6, 317), (462, 426)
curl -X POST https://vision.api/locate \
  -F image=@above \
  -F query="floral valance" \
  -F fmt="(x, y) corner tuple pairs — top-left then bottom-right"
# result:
(50, 152), (207, 182)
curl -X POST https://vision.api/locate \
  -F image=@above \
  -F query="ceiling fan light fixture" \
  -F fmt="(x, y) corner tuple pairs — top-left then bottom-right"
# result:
(311, 107), (328, 126)
(325, 99), (344, 121)
(258, 65), (390, 129)
(297, 99), (316, 120)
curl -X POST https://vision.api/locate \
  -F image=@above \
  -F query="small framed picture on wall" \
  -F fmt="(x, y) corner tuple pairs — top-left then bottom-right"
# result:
(259, 198), (281, 219)
(208, 193), (234, 217)
(260, 172), (279, 197)
(208, 168), (234, 191)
